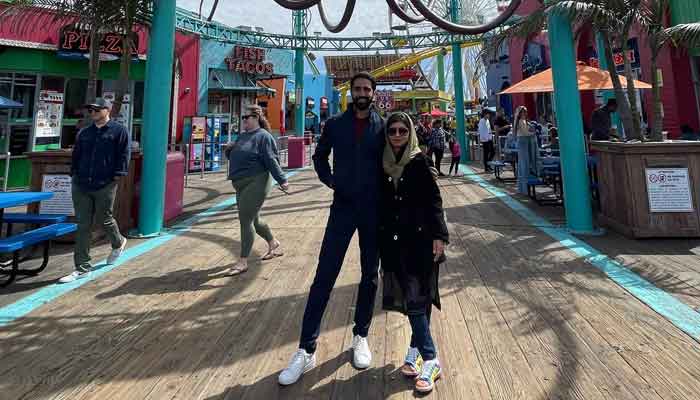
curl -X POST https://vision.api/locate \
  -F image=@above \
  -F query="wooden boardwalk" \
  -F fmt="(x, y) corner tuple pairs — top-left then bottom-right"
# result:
(4, 168), (700, 399)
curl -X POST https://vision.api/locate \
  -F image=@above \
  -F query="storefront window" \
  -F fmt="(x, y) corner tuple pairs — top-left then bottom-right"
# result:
(0, 73), (11, 99)
(64, 79), (89, 119)
(11, 74), (37, 121)
(133, 81), (144, 119)
(208, 91), (231, 114)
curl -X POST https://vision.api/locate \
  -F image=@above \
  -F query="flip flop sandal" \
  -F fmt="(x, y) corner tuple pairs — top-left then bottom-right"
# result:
(261, 250), (284, 260)
(225, 265), (249, 276)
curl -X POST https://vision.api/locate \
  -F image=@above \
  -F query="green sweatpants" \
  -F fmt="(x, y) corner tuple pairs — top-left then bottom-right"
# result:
(72, 181), (123, 271)
(232, 173), (274, 258)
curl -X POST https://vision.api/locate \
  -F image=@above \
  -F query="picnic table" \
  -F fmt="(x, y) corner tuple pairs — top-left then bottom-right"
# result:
(0, 192), (76, 287)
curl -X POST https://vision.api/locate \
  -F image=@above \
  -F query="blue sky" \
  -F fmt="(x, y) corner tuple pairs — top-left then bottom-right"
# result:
(177, 0), (392, 37)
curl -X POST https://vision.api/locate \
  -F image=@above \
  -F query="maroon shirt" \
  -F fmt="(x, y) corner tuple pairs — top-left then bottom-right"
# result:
(354, 116), (369, 142)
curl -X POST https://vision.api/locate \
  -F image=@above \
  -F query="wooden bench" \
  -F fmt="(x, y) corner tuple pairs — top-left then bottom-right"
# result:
(0, 223), (77, 287)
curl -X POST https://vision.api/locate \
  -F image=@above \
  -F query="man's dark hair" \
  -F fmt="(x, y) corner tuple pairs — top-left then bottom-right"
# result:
(350, 72), (377, 90)
(606, 99), (617, 108)
(432, 119), (442, 128)
(481, 109), (492, 118)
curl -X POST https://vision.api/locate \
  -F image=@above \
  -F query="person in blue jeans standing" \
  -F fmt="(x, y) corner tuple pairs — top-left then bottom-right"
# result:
(279, 72), (385, 386)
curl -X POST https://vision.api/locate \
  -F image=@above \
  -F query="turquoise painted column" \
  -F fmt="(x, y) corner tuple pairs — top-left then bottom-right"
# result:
(595, 32), (620, 129)
(293, 10), (306, 137)
(548, 12), (594, 233)
(450, 0), (469, 162)
(137, 0), (176, 236)
(437, 51), (446, 112)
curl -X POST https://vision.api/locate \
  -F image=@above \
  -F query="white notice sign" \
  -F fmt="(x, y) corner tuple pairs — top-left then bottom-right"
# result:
(40, 175), (75, 216)
(645, 168), (694, 213)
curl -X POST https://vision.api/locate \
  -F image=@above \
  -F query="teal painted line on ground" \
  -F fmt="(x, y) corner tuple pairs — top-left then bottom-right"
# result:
(0, 170), (301, 327)
(458, 165), (700, 341)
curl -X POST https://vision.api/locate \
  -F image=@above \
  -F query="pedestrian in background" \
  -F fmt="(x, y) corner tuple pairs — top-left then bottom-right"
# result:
(448, 137), (461, 176)
(225, 104), (288, 276)
(478, 110), (495, 172)
(61, 98), (129, 283)
(429, 120), (446, 176)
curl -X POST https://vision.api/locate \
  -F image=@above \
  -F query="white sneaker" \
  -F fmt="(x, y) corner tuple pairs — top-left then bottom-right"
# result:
(351, 335), (372, 369)
(107, 237), (127, 264)
(58, 270), (89, 283)
(278, 349), (316, 386)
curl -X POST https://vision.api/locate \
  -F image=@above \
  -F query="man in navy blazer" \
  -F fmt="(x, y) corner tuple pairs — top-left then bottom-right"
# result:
(280, 72), (385, 385)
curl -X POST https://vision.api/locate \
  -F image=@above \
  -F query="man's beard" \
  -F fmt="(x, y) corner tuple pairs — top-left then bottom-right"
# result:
(353, 96), (372, 111)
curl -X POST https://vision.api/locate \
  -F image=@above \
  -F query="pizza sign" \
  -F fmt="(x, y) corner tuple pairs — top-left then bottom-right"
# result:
(59, 26), (138, 57)
(225, 46), (274, 75)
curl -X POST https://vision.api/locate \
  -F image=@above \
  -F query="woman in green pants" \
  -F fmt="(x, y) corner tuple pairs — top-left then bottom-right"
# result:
(225, 105), (289, 276)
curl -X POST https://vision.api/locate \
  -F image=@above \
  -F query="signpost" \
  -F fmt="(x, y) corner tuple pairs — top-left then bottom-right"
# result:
(39, 175), (74, 216)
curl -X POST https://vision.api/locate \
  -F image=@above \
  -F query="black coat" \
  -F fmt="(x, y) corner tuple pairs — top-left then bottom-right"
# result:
(379, 153), (449, 315)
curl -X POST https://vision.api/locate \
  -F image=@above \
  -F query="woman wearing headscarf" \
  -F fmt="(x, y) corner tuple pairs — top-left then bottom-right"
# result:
(380, 112), (449, 393)
(224, 105), (289, 276)
(514, 106), (537, 194)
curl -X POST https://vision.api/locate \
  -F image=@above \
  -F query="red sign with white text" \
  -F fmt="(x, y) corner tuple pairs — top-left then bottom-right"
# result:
(225, 46), (274, 75)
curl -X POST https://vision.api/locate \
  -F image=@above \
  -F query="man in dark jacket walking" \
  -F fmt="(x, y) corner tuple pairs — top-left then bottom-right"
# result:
(279, 72), (385, 385)
(60, 98), (130, 283)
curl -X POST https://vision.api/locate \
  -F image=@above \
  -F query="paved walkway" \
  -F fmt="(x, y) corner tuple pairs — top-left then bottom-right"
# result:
(3, 168), (700, 399)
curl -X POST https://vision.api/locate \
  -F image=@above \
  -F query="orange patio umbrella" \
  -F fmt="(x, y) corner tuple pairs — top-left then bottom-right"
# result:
(499, 62), (651, 94)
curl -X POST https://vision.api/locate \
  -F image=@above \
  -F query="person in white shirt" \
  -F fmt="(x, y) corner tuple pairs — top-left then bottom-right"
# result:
(478, 110), (495, 171)
(513, 106), (537, 194)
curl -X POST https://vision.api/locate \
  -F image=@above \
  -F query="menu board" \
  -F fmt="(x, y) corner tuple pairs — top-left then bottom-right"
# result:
(39, 175), (75, 216)
(34, 90), (64, 147)
(645, 168), (694, 213)
(102, 92), (132, 132)
(192, 117), (206, 141)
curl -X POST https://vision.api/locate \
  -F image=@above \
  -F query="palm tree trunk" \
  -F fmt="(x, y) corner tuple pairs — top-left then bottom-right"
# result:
(621, 33), (642, 140)
(601, 30), (636, 139)
(113, 2), (135, 120)
(86, 28), (101, 102)
(649, 40), (664, 141)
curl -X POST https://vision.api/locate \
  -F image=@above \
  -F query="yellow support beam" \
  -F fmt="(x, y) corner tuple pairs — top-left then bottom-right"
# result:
(336, 40), (481, 93)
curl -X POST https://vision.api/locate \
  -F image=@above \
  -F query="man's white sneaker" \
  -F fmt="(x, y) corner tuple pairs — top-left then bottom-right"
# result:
(351, 335), (372, 369)
(107, 237), (127, 264)
(278, 349), (316, 386)
(58, 270), (89, 284)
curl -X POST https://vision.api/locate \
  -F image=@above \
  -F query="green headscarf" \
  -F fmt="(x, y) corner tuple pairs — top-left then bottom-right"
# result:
(383, 113), (422, 188)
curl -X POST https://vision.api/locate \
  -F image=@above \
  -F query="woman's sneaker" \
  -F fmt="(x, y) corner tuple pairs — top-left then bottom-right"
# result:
(278, 349), (316, 386)
(415, 359), (442, 393)
(400, 347), (423, 377)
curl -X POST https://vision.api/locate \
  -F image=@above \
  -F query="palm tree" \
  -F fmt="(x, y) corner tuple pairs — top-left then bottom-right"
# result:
(640, 0), (700, 140)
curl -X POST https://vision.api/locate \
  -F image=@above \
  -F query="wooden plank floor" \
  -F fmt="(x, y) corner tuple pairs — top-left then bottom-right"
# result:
(3, 168), (700, 399)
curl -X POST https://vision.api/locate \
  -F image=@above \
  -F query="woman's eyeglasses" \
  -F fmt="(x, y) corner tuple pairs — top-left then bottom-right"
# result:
(241, 114), (258, 121)
(388, 127), (409, 137)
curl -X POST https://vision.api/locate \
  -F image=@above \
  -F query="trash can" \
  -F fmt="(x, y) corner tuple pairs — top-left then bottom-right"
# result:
(288, 137), (306, 168)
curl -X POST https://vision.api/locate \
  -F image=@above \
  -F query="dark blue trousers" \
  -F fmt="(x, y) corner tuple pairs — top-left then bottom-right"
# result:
(409, 308), (436, 360)
(299, 201), (379, 354)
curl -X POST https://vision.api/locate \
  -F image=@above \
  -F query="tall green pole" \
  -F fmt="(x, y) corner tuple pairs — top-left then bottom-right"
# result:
(548, 11), (594, 234)
(137, 0), (175, 236)
(437, 51), (446, 112)
(450, 0), (469, 162)
(293, 10), (306, 137)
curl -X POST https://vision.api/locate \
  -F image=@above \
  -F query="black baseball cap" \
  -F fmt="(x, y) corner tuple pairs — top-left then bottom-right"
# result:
(84, 98), (112, 109)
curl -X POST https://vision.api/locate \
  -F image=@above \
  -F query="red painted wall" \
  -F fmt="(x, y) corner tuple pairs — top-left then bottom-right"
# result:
(174, 32), (199, 143)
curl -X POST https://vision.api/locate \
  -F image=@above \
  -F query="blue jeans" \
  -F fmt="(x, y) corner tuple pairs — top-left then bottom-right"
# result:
(408, 309), (436, 361)
(299, 201), (380, 354)
(517, 135), (537, 194)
